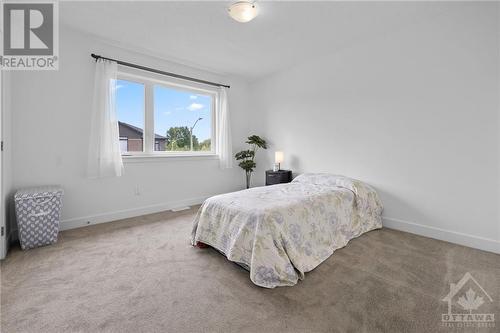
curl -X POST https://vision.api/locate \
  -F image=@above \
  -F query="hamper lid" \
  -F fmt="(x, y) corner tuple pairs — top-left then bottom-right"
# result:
(14, 186), (64, 200)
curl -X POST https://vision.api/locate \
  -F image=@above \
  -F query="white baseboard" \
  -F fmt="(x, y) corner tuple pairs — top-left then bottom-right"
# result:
(59, 202), (500, 255)
(60, 196), (208, 231)
(383, 216), (500, 254)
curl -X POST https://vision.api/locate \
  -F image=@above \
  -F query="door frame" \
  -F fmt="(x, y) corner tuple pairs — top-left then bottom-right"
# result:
(0, 66), (5, 260)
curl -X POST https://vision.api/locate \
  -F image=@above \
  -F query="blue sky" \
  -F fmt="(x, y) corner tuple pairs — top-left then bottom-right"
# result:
(116, 79), (212, 141)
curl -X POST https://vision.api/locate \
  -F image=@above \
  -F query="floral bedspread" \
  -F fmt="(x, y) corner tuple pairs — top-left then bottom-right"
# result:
(191, 174), (383, 288)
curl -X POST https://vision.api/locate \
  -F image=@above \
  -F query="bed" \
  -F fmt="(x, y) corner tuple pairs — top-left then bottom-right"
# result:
(191, 173), (383, 288)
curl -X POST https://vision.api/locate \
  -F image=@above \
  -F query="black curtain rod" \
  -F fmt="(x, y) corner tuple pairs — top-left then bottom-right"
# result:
(91, 53), (230, 89)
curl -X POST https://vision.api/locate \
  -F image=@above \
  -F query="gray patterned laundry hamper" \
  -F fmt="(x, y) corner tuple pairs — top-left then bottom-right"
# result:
(14, 186), (64, 250)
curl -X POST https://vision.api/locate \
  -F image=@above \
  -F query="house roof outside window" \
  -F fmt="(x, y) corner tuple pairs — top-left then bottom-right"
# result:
(118, 121), (166, 140)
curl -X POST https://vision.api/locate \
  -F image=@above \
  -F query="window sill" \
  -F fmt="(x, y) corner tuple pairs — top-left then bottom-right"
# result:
(122, 153), (219, 163)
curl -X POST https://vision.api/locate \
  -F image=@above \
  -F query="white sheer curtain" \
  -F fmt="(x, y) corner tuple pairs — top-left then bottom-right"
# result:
(87, 59), (124, 178)
(216, 87), (233, 169)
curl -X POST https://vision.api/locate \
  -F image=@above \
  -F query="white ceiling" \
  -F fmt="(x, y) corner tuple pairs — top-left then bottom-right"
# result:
(61, 1), (453, 80)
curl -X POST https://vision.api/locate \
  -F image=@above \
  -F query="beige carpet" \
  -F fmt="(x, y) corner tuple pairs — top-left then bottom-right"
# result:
(1, 207), (499, 333)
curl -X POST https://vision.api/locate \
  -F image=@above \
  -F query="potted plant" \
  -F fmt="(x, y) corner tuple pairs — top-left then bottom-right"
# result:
(235, 135), (267, 189)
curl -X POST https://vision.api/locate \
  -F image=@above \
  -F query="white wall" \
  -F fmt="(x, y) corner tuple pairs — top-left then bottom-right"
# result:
(8, 26), (253, 230)
(250, 3), (500, 252)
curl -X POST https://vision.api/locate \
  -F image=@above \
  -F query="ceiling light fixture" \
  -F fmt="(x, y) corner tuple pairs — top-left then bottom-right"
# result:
(228, 1), (258, 23)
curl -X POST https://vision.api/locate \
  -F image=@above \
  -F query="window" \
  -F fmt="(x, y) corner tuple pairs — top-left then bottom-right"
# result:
(115, 73), (217, 157)
(154, 85), (213, 152)
(119, 137), (128, 153)
(116, 80), (145, 153)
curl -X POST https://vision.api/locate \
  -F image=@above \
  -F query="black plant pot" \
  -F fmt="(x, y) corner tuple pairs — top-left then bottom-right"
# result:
(246, 172), (252, 189)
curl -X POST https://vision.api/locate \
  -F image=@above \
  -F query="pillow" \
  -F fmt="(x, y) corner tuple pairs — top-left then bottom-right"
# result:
(291, 173), (345, 186)
(292, 173), (383, 217)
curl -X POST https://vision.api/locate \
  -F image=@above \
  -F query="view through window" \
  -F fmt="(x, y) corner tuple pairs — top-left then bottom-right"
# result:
(116, 79), (145, 153)
(115, 76), (215, 155)
(154, 85), (212, 152)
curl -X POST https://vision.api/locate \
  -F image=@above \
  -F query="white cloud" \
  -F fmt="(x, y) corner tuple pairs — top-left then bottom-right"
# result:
(164, 111), (172, 115)
(190, 95), (198, 100)
(187, 103), (204, 111)
(116, 84), (124, 90)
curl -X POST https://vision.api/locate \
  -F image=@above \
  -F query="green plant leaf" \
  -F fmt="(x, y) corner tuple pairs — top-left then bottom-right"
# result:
(235, 150), (255, 160)
(235, 134), (267, 180)
(238, 160), (256, 172)
(246, 135), (267, 149)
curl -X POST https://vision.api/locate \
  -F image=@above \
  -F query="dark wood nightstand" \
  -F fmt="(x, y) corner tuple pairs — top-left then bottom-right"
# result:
(265, 170), (292, 186)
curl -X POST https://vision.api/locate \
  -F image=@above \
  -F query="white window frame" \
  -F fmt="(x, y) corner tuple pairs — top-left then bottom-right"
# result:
(116, 68), (219, 159)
